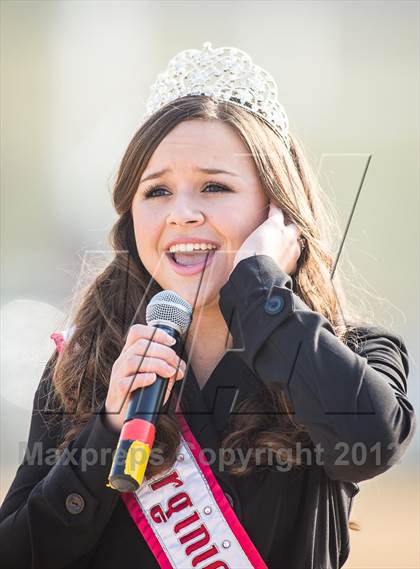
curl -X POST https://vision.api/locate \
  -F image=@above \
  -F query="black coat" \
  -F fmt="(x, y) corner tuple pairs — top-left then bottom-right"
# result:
(0, 255), (416, 569)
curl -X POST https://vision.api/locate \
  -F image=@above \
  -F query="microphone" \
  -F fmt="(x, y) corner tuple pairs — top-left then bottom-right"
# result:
(107, 290), (192, 493)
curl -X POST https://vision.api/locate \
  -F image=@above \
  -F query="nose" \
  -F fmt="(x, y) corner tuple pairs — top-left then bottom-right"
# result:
(166, 195), (205, 226)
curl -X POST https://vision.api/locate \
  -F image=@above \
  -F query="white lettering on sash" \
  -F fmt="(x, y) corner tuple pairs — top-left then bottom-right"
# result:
(148, 468), (229, 568)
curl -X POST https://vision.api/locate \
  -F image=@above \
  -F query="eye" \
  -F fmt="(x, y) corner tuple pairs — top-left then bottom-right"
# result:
(143, 186), (170, 198)
(143, 182), (232, 199)
(203, 182), (232, 193)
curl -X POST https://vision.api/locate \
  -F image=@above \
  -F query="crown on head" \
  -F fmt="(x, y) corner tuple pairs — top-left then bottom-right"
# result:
(143, 41), (291, 150)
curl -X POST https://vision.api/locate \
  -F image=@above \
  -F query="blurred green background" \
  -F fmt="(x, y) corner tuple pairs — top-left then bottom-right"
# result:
(1, 1), (418, 566)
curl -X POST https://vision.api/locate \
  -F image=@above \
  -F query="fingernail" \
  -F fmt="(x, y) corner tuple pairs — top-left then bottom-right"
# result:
(166, 335), (176, 345)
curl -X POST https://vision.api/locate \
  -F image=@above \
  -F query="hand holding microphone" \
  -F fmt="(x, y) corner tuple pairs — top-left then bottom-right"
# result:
(104, 325), (186, 433)
(107, 291), (192, 493)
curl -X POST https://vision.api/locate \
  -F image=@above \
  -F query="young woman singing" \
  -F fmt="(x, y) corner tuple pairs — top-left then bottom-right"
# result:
(0, 42), (416, 569)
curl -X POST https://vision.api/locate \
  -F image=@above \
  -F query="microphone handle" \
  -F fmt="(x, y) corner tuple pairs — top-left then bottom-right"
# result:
(107, 325), (180, 493)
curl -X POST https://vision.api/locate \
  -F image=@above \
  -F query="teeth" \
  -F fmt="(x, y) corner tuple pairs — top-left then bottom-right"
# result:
(168, 243), (218, 253)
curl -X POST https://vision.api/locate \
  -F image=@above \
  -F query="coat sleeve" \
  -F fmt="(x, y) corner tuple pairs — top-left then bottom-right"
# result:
(218, 254), (417, 483)
(0, 352), (122, 569)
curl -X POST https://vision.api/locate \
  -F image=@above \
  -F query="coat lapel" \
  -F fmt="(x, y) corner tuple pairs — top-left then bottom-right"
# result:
(170, 351), (263, 492)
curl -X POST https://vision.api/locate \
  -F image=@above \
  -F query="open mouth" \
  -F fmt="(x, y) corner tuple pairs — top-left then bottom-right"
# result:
(167, 249), (216, 266)
(165, 248), (218, 275)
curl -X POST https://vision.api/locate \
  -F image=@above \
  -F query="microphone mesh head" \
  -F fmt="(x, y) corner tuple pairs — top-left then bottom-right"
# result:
(146, 290), (192, 335)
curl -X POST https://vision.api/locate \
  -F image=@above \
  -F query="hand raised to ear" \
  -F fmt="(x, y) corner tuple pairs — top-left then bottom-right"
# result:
(230, 202), (302, 276)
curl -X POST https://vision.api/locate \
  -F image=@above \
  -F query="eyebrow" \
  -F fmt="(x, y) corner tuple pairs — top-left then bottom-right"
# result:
(139, 167), (239, 184)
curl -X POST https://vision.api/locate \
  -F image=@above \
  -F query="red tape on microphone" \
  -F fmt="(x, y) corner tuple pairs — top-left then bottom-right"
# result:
(120, 418), (156, 448)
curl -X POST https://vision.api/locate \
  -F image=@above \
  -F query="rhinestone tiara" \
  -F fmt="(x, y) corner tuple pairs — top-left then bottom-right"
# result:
(143, 41), (291, 150)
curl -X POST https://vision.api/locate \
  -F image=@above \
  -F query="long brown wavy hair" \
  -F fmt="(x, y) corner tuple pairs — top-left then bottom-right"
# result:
(48, 95), (368, 530)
